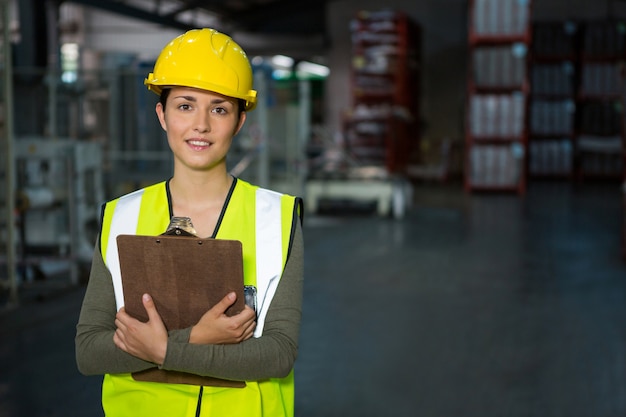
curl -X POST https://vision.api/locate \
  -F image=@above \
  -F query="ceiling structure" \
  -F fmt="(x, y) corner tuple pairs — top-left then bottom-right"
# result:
(64, 0), (328, 37)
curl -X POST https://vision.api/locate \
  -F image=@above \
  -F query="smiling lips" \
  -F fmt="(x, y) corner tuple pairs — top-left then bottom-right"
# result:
(187, 139), (212, 149)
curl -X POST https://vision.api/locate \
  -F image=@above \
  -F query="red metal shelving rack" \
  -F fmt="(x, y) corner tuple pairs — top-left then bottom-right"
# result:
(527, 21), (578, 179)
(344, 9), (421, 174)
(574, 20), (625, 181)
(465, 0), (532, 194)
(305, 10), (420, 220)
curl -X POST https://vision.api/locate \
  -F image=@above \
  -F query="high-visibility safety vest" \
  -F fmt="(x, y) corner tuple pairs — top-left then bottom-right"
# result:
(98, 178), (302, 417)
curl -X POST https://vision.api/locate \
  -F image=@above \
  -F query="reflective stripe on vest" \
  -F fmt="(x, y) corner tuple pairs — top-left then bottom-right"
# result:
(254, 187), (283, 337)
(101, 180), (292, 338)
(105, 187), (144, 310)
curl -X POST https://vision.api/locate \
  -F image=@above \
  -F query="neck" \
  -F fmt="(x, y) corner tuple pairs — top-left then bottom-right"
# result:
(168, 171), (234, 238)
(169, 169), (233, 207)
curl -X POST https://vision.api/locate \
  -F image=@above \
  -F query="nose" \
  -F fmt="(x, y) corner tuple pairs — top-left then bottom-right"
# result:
(194, 110), (211, 133)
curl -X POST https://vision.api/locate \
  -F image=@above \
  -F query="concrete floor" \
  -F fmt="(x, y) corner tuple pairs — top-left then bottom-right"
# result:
(1, 180), (625, 417)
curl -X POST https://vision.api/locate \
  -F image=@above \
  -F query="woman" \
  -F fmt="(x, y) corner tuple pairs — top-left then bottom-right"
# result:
(75, 28), (303, 417)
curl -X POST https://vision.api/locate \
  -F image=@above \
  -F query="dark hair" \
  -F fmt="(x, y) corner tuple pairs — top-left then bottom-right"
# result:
(159, 88), (246, 115)
(159, 88), (171, 110)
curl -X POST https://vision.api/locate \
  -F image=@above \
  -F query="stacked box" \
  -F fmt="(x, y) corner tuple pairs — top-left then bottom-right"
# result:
(582, 21), (626, 58)
(577, 135), (623, 177)
(579, 101), (622, 136)
(529, 100), (575, 135)
(532, 21), (577, 57)
(531, 63), (575, 96)
(469, 94), (526, 138)
(465, 0), (531, 192)
(528, 140), (573, 175)
(470, 144), (524, 186)
(472, 0), (530, 36)
(527, 21), (577, 178)
(574, 20), (625, 179)
(579, 152), (623, 176)
(580, 63), (621, 97)
(473, 45), (527, 88)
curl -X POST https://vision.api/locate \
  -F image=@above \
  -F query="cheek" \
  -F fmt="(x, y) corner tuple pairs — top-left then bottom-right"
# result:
(163, 116), (186, 136)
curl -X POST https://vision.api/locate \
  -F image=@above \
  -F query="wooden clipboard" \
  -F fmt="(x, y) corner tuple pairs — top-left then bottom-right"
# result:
(116, 234), (246, 387)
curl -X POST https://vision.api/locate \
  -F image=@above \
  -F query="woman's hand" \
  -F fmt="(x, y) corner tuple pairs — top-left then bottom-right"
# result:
(114, 293), (168, 365)
(190, 292), (257, 345)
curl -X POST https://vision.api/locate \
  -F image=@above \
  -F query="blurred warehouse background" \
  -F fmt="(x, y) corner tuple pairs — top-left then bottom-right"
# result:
(1, 0), (626, 416)
(1, 0), (624, 299)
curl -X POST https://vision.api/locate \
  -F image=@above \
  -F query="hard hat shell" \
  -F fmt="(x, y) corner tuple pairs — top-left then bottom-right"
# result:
(144, 28), (257, 111)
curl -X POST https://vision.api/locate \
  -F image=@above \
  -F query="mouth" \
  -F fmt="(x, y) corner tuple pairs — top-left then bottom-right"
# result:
(186, 139), (212, 150)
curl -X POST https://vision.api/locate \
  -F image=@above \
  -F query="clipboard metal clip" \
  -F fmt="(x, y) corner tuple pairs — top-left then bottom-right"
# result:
(163, 216), (198, 237)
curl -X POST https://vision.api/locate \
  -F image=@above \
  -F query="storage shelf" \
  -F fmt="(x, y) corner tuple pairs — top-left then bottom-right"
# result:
(465, 0), (532, 193)
(531, 94), (575, 101)
(346, 10), (421, 175)
(469, 33), (532, 46)
(470, 84), (530, 95)
(577, 93), (623, 102)
(465, 184), (525, 192)
(469, 136), (528, 143)
(527, 19), (626, 180)
(579, 54), (626, 62)
(528, 20), (577, 179)
(575, 19), (626, 180)
(530, 133), (575, 139)
(531, 55), (577, 62)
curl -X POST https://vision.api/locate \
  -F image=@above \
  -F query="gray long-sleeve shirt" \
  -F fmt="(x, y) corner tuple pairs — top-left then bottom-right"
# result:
(75, 222), (303, 382)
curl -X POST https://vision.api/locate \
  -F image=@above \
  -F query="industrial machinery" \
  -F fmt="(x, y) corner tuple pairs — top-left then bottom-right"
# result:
(1, 137), (103, 298)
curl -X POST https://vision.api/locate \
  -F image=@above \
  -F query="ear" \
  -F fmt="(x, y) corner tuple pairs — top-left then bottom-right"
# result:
(156, 102), (167, 131)
(234, 111), (247, 136)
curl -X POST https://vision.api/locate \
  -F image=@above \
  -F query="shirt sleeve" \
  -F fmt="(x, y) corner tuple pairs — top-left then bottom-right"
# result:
(75, 214), (304, 381)
(75, 238), (157, 375)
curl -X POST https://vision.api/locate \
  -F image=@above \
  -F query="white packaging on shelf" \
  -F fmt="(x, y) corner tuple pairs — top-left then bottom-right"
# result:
(581, 63), (621, 96)
(470, 144), (523, 186)
(530, 140), (573, 176)
(530, 100), (575, 135)
(474, 45), (527, 87)
(473, 0), (530, 36)
(470, 94), (526, 138)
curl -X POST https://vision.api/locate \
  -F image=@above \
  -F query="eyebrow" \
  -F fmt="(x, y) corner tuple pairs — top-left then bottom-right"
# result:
(172, 95), (232, 105)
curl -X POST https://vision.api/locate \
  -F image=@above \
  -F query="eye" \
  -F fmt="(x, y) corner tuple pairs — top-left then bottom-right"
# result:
(177, 103), (192, 111)
(212, 106), (228, 115)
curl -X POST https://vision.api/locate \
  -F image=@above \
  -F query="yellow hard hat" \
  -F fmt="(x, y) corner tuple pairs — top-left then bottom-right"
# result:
(144, 28), (257, 111)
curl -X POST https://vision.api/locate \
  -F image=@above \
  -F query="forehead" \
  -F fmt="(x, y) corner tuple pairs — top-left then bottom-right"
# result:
(167, 86), (237, 104)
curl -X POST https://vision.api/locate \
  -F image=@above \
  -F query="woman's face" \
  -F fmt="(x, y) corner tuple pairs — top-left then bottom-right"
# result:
(156, 86), (246, 173)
